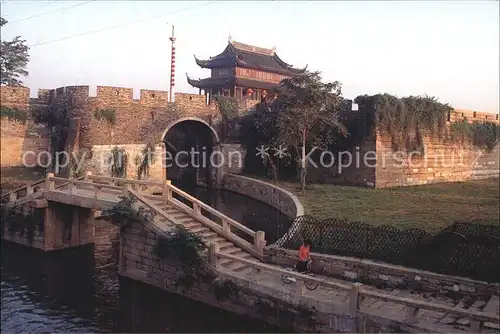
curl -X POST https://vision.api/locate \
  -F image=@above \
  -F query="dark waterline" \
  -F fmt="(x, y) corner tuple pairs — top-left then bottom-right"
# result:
(1, 187), (294, 333)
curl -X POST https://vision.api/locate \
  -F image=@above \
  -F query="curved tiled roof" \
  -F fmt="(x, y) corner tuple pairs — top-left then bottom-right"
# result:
(194, 40), (307, 76)
(186, 74), (281, 91)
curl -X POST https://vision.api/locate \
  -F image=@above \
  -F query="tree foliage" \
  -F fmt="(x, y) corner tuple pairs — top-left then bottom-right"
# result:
(0, 17), (30, 86)
(272, 71), (348, 191)
(0, 106), (27, 123)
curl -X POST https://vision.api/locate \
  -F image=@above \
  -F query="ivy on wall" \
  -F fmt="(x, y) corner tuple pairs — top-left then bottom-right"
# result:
(450, 119), (500, 151)
(136, 141), (156, 180)
(110, 146), (128, 178)
(153, 225), (216, 290)
(0, 106), (27, 124)
(93, 108), (116, 125)
(354, 94), (499, 153)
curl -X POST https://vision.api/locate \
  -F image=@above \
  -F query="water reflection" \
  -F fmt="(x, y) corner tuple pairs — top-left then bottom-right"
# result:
(1, 189), (294, 333)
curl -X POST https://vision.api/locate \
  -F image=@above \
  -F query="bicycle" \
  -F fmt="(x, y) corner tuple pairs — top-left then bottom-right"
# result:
(281, 260), (319, 290)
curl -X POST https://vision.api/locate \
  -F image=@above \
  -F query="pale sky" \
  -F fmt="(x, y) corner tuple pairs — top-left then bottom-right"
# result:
(1, 0), (499, 113)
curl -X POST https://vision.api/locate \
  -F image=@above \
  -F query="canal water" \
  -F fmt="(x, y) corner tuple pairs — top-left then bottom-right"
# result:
(1, 187), (294, 333)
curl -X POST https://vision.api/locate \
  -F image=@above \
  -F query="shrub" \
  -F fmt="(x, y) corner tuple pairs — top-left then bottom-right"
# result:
(0, 106), (27, 124)
(94, 108), (116, 125)
(153, 225), (215, 289)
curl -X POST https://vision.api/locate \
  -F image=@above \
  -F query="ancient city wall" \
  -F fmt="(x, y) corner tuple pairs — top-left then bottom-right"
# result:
(0, 86), (49, 167)
(48, 86), (218, 150)
(375, 133), (500, 188)
(301, 107), (498, 188)
(0, 85), (219, 169)
(90, 143), (165, 181)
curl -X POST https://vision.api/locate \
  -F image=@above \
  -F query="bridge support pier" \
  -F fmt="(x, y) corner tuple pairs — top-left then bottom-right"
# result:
(43, 201), (95, 251)
(2, 200), (95, 252)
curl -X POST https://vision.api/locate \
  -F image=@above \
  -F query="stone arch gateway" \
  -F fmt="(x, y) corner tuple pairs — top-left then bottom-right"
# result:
(161, 117), (223, 187)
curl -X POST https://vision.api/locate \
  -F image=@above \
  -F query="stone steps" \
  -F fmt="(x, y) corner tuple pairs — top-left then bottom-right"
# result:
(145, 200), (257, 274)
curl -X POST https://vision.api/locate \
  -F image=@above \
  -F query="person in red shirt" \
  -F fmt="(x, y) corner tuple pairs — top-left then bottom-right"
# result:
(296, 239), (312, 273)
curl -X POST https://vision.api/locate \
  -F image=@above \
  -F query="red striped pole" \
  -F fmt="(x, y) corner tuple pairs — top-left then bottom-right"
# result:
(169, 25), (176, 102)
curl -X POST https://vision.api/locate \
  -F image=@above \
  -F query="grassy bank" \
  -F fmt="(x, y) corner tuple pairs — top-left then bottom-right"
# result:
(263, 177), (499, 232)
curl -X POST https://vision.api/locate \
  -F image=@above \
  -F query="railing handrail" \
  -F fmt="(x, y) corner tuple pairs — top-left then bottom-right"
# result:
(127, 188), (179, 233)
(171, 197), (263, 259)
(88, 175), (163, 187)
(165, 183), (257, 238)
(214, 252), (500, 325)
(49, 176), (124, 191)
(1, 178), (45, 199)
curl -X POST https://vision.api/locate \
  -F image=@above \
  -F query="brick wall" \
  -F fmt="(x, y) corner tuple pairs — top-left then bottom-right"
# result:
(297, 108), (498, 188)
(375, 132), (499, 188)
(0, 86), (49, 167)
(90, 144), (164, 181)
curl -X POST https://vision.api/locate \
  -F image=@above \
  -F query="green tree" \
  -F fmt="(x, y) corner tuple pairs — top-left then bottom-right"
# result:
(0, 17), (30, 86)
(273, 71), (348, 192)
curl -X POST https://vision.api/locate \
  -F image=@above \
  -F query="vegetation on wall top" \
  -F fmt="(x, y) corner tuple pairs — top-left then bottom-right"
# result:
(0, 106), (27, 124)
(354, 94), (499, 152)
(450, 119), (500, 151)
(354, 94), (452, 154)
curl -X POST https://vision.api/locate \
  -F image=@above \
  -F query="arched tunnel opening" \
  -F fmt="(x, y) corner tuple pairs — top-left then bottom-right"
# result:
(163, 119), (219, 188)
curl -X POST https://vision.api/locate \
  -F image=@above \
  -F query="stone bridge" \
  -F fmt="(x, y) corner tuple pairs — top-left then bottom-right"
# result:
(1, 175), (499, 333)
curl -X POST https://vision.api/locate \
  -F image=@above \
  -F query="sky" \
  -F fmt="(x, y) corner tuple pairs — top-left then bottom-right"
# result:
(1, 0), (499, 113)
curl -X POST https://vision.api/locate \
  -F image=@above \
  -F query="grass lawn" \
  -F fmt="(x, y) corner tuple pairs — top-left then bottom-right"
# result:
(273, 178), (499, 232)
(0, 166), (46, 194)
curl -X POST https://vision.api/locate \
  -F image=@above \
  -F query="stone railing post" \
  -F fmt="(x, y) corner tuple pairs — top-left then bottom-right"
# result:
(84, 171), (92, 182)
(9, 192), (17, 203)
(122, 183), (131, 196)
(193, 202), (201, 216)
(348, 282), (362, 316)
(208, 243), (220, 269)
(26, 185), (34, 196)
(405, 305), (419, 323)
(163, 180), (172, 200)
(222, 218), (230, 233)
(70, 180), (77, 195)
(254, 231), (266, 255)
(46, 173), (55, 190)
